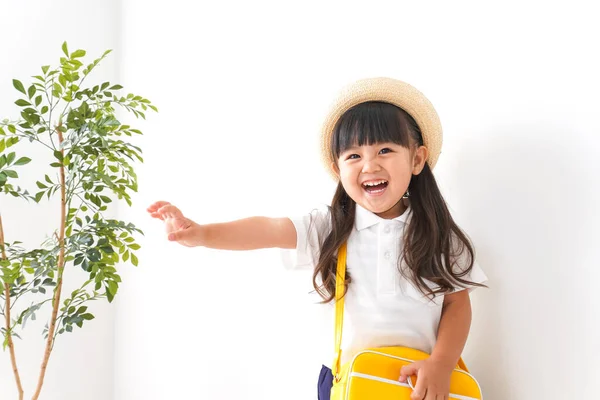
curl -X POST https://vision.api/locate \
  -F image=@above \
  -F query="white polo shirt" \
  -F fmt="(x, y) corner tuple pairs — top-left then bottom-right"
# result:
(282, 203), (487, 366)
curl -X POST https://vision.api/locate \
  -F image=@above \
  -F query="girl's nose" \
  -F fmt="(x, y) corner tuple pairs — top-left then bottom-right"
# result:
(361, 158), (382, 173)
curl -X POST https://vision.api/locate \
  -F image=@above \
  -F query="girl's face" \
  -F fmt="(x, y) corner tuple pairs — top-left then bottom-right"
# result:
(333, 141), (428, 219)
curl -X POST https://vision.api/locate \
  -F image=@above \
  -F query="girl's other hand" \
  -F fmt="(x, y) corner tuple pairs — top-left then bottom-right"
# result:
(147, 201), (203, 247)
(398, 358), (453, 400)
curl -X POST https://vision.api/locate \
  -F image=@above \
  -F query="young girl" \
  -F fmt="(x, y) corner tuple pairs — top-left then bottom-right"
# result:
(147, 77), (487, 400)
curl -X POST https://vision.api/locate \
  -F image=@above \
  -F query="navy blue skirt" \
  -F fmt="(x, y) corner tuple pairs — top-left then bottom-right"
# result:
(317, 365), (334, 400)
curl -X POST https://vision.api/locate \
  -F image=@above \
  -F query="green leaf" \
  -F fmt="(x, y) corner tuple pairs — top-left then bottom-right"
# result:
(131, 253), (138, 266)
(3, 170), (18, 178)
(35, 95), (42, 107)
(71, 49), (86, 58)
(107, 281), (118, 296)
(13, 79), (26, 94)
(27, 85), (36, 99)
(62, 42), (69, 57)
(7, 152), (15, 165)
(52, 82), (63, 96)
(42, 65), (50, 74)
(109, 84), (123, 90)
(15, 99), (31, 107)
(34, 191), (44, 202)
(101, 246), (114, 254)
(14, 157), (31, 166)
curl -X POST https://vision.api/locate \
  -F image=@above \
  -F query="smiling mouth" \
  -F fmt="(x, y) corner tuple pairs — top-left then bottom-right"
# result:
(362, 180), (388, 194)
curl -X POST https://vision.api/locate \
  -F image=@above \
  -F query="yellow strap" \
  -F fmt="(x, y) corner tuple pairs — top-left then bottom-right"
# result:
(332, 242), (347, 379)
(458, 357), (469, 372)
(331, 242), (469, 377)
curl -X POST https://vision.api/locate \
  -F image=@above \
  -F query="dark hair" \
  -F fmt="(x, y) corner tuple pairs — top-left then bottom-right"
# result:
(312, 102), (486, 302)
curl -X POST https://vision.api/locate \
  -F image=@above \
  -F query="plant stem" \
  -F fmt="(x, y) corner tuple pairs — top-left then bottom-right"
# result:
(31, 124), (67, 400)
(0, 214), (25, 400)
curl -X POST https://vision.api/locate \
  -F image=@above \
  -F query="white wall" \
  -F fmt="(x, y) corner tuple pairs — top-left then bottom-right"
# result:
(2, 1), (599, 399)
(0, 1), (121, 399)
(115, 1), (600, 399)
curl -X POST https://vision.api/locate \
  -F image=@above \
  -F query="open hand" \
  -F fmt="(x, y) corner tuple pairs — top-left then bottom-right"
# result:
(399, 358), (454, 400)
(147, 201), (203, 247)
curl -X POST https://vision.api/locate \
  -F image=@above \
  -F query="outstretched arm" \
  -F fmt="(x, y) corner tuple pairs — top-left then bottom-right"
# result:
(147, 201), (297, 250)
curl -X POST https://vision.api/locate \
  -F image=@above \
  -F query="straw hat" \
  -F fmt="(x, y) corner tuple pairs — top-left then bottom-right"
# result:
(320, 77), (443, 180)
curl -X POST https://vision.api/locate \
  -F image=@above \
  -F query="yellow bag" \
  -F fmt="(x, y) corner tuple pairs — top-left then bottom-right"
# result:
(330, 243), (483, 400)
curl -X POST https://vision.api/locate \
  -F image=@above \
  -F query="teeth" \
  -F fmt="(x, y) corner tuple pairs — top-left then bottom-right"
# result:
(363, 180), (387, 187)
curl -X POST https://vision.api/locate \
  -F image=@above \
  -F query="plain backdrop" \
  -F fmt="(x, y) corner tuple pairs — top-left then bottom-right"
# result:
(1, 1), (599, 399)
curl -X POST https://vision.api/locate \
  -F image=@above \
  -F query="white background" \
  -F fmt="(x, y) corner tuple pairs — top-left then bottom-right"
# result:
(1, 1), (599, 399)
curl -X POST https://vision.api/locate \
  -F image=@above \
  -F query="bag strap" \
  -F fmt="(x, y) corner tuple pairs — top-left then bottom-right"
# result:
(332, 242), (347, 380)
(331, 242), (469, 379)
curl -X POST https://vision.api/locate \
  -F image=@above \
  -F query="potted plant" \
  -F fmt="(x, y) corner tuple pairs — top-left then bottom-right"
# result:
(0, 42), (156, 399)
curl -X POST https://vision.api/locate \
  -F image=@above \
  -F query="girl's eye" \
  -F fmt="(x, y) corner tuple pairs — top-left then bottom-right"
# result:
(379, 148), (392, 154)
(347, 154), (360, 160)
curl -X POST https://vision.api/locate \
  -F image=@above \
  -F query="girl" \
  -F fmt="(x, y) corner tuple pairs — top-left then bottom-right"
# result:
(147, 77), (487, 400)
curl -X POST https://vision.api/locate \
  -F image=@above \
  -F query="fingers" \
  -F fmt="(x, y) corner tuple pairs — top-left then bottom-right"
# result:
(410, 386), (426, 400)
(415, 384), (447, 400)
(147, 201), (170, 213)
(410, 374), (427, 400)
(428, 392), (445, 400)
(147, 201), (170, 220)
(147, 202), (185, 220)
(399, 364), (418, 382)
(158, 204), (184, 219)
(168, 229), (188, 242)
(400, 364), (424, 399)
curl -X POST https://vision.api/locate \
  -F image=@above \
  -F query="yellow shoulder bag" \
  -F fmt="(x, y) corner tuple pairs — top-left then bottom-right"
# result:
(329, 243), (483, 400)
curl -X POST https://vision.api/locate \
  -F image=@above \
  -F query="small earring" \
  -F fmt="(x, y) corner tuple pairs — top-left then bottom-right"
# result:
(402, 189), (410, 199)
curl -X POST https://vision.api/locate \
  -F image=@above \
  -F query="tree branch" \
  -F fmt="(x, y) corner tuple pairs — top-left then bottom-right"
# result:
(0, 214), (25, 400)
(32, 123), (67, 400)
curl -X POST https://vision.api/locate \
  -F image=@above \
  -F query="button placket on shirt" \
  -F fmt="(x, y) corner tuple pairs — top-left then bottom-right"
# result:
(377, 222), (399, 295)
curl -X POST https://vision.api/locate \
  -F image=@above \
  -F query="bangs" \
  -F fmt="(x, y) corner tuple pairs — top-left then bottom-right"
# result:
(331, 101), (420, 159)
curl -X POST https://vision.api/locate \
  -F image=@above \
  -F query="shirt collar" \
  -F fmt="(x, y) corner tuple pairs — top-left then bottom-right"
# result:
(355, 202), (413, 231)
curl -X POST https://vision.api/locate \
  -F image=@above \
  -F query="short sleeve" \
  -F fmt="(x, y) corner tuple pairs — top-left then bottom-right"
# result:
(450, 239), (488, 292)
(456, 259), (488, 293)
(280, 205), (332, 270)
